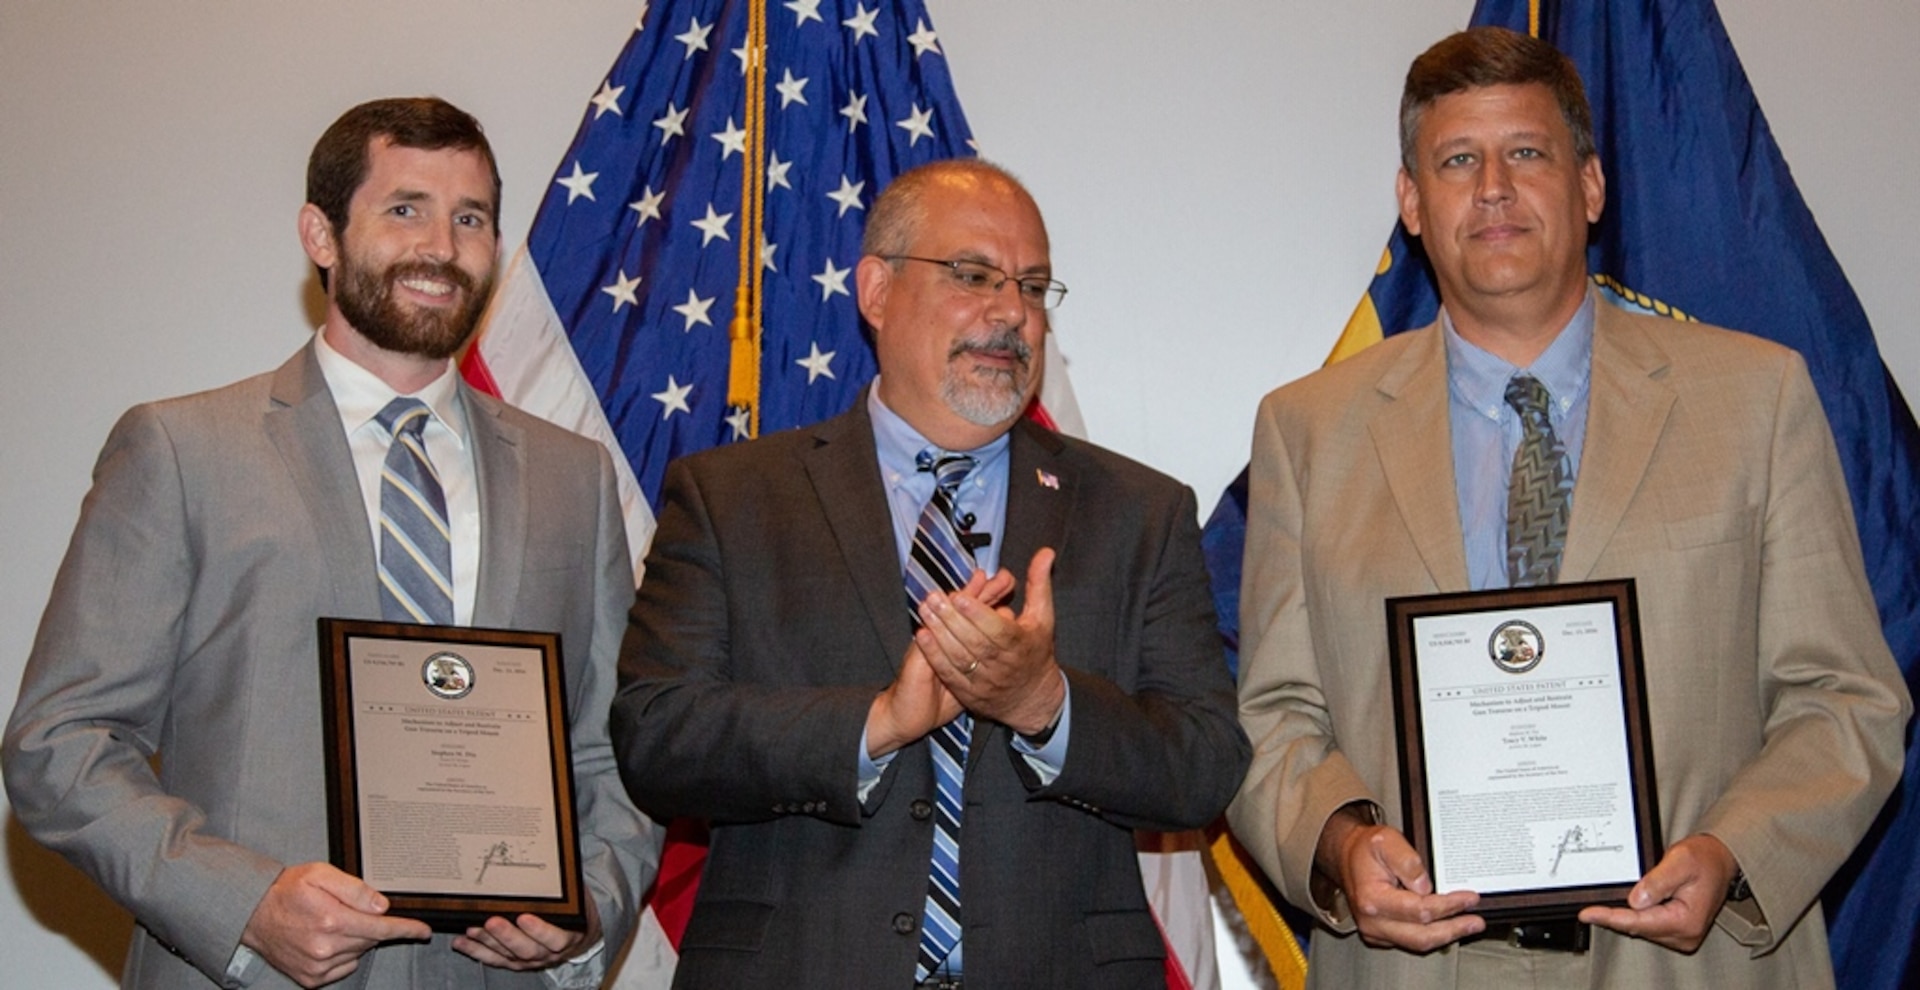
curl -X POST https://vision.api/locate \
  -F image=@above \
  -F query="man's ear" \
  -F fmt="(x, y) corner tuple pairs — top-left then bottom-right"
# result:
(1395, 167), (1424, 237)
(854, 254), (892, 332)
(298, 203), (339, 272)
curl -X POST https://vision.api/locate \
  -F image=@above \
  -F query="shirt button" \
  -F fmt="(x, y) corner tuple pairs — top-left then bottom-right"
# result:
(910, 799), (933, 821)
(893, 912), (917, 935)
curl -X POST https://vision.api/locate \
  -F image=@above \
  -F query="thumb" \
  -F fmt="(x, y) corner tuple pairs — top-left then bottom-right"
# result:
(1022, 548), (1056, 628)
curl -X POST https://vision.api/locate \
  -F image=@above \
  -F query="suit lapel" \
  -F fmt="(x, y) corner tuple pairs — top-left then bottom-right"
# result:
(1560, 305), (1675, 582)
(262, 345), (381, 618)
(802, 401), (916, 670)
(1369, 327), (1471, 591)
(1001, 420), (1070, 601)
(467, 387), (527, 627)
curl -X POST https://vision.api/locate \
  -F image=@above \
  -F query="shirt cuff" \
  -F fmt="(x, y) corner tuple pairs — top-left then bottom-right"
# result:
(1009, 673), (1071, 784)
(540, 937), (607, 989)
(857, 724), (898, 803)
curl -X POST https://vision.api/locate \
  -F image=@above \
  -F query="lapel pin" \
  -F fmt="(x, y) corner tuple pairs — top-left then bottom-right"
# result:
(1036, 468), (1060, 490)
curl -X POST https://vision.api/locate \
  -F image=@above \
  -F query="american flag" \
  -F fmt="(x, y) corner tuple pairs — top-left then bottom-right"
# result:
(464, 0), (978, 543)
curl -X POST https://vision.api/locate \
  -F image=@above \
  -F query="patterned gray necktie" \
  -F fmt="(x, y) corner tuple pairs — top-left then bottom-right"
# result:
(1505, 375), (1572, 587)
(376, 397), (454, 624)
(904, 449), (976, 980)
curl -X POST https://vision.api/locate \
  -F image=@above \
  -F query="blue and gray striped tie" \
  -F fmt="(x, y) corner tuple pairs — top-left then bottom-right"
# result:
(376, 398), (453, 625)
(906, 450), (976, 981)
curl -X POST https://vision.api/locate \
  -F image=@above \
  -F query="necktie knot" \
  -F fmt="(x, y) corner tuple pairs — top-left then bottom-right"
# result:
(377, 397), (432, 442)
(917, 450), (976, 495)
(1504, 375), (1553, 420)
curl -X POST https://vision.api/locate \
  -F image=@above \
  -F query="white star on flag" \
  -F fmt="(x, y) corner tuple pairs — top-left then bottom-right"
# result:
(632, 1), (648, 32)
(724, 406), (753, 440)
(839, 91), (868, 132)
(761, 239), (779, 273)
(812, 258), (851, 300)
(775, 68), (810, 108)
(601, 270), (642, 312)
(731, 44), (753, 75)
(555, 162), (598, 204)
(675, 17), (713, 58)
(652, 376), (693, 419)
(589, 80), (625, 119)
(907, 19), (941, 57)
(842, 2), (879, 42)
(672, 289), (716, 331)
(766, 153), (794, 192)
(896, 104), (935, 146)
(827, 176), (865, 217)
(712, 117), (748, 159)
(783, 0), (822, 26)
(691, 203), (733, 246)
(653, 102), (690, 144)
(629, 186), (666, 226)
(796, 342), (837, 383)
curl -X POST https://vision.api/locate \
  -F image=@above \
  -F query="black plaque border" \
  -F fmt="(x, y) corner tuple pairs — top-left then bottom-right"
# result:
(318, 618), (586, 933)
(1386, 578), (1662, 922)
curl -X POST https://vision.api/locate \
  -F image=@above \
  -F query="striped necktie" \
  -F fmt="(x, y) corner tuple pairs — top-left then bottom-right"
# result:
(375, 397), (454, 624)
(1505, 375), (1573, 587)
(906, 449), (976, 981)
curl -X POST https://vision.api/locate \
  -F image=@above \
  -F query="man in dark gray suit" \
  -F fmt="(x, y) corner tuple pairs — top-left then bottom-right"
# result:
(4, 97), (656, 989)
(610, 159), (1249, 989)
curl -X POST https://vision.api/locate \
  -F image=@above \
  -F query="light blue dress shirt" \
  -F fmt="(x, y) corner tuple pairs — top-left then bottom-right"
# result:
(1444, 294), (1595, 590)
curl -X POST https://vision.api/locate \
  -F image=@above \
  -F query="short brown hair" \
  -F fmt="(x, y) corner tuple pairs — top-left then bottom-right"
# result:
(1399, 27), (1595, 172)
(306, 97), (501, 286)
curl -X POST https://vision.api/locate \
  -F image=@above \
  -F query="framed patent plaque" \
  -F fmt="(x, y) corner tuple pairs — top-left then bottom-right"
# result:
(1386, 579), (1662, 922)
(318, 619), (585, 932)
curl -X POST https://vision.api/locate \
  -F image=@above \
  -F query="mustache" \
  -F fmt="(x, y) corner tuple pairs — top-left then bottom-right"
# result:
(948, 327), (1033, 367)
(385, 259), (477, 294)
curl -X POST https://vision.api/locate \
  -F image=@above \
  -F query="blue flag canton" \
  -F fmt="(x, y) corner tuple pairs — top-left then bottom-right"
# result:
(527, 0), (974, 506)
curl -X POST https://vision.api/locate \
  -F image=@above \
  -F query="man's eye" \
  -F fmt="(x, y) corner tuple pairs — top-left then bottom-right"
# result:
(950, 267), (995, 289)
(456, 213), (489, 228)
(390, 204), (418, 217)
(1513, 147), (1543, 160)
(1442, 153), (1474, 168)
(1016, 281), (1049, 303)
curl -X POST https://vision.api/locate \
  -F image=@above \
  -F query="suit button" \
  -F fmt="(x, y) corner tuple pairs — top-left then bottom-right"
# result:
(910, 799), (932, 821)
(893, 912), (917, 935)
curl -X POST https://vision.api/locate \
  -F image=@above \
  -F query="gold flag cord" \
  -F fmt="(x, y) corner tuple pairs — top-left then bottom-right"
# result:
(1209, 830), (1309, 990)
(726, 0), (770, 434)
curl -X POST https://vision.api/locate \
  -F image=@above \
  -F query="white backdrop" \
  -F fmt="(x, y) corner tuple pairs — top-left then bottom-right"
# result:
(3, 1), (1915, 985)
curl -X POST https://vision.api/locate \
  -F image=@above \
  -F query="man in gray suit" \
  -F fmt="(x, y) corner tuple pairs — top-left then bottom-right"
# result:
(1227, 28), (1908, 989)
(4, 98), (656, 988)
(610, 159), (1249, 989)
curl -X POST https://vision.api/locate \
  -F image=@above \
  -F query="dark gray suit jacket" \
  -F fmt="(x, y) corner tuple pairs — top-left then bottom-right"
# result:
(611, 400), (1249, 989)
(4, 344), (659, 988)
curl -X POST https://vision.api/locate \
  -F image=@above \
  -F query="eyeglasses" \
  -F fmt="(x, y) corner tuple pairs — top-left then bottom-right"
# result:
(882, 255), (1069, 311)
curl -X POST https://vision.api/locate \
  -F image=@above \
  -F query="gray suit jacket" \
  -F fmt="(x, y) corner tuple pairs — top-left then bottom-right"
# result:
(1226, 302), (1910, 988)
(610, 400), (1249, 989)
(4, 344), (659, 989)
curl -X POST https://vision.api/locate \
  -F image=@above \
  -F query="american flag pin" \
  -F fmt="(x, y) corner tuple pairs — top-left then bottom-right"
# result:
(1036, 468), (1060, 490)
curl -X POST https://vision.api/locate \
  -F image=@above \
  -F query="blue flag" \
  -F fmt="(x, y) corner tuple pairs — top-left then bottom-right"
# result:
(1205, 2), (1920, 984)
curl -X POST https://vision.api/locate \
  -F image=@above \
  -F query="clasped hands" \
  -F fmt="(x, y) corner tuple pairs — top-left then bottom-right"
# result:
(1318, 805), (1737, 955)
(867, 547), (1066, 758)
(240, 861), (598, 987)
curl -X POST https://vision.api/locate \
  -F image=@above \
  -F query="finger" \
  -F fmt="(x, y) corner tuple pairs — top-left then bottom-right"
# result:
(1021, 548), (1056, 631)
(1358, 907), (1485, 952)
(511, 913), (584, 955)
(1369, 828), (1438, 897)
(975, 568), (1016, 607)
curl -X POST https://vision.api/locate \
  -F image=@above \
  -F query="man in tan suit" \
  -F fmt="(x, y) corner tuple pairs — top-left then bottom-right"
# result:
(1227, 27), (1908, 988)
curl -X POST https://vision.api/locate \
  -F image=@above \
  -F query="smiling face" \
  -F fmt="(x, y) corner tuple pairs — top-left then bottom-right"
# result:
(1397, 82), (1604, 339)
(857, 170), (1051, 450)
(301, 137), (499, 363)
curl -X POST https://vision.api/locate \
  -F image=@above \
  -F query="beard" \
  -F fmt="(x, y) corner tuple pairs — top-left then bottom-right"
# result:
(333, 250), (494, 360)
(940, 326), (1037, 427)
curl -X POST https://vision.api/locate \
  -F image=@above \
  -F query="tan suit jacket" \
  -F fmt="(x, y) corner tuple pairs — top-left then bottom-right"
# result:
(4, 344), (659, 989)
(1226, 302), (1909, 988)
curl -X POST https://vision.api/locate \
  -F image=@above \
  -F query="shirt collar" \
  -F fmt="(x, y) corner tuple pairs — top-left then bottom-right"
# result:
(866, 380), (1011, 482)
(312, 330), (468, 447)
(1442, 290), (1595, 421)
